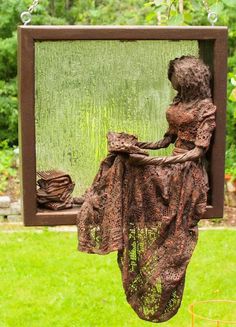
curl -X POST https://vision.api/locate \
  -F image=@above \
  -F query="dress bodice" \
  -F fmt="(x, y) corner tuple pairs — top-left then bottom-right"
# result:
(165, 98), (216, 150)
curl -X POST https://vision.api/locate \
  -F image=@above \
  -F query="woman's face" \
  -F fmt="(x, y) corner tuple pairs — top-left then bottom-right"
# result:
(170, 72), (179, 91)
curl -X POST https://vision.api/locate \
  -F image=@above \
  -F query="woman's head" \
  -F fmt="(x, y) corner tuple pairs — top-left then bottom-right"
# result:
(168, 56), (212, 102)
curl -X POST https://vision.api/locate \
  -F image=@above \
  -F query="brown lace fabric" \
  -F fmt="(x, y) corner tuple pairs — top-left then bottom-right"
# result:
(76, 56), (216, 323)
(37, 170), (75, 210)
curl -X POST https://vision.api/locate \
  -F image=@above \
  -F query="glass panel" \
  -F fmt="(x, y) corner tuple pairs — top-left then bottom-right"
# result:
(35, 40), (198, 196)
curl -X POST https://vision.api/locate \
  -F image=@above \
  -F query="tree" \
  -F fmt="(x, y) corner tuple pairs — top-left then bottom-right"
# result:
(0, 0), (235, 170)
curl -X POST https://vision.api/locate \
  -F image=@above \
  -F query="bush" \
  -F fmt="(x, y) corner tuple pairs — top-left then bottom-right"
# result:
(0, 0), (236, 171)
(226, 72), (236, 177)
(0, 141), (17, 194)
(0, 79), (18, 145)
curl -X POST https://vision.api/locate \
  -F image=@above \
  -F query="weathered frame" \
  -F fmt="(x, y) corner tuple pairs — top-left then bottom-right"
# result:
(18, 26), (228, 226)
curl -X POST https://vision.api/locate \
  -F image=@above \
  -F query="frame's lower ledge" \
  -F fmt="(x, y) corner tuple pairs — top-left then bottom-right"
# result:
(23, 205), (222, 226)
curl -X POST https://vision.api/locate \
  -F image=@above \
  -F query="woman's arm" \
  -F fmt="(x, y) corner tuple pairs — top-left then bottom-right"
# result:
(129, 146), (204, 165)
(136, 134), (176, 150)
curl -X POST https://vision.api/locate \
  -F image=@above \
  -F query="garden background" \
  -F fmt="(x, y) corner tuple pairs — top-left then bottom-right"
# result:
(1, 0), (236, 196)
(0, 1), (236, 326)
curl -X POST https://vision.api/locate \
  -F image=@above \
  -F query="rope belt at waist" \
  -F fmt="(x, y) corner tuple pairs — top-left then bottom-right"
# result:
(172, 147), (189, 156)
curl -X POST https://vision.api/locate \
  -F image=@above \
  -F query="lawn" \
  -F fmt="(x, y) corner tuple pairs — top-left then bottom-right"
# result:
(0, 228), (236, 327)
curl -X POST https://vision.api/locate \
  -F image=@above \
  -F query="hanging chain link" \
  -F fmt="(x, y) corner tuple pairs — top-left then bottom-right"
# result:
(156, 0), (218, 26)
(202, 0), (218, 26)
(20, 0), (218, 26)
(20, 0), (39, 25)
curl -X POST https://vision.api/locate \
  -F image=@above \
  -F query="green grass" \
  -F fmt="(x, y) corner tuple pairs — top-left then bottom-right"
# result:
(0, 229), (236, 327)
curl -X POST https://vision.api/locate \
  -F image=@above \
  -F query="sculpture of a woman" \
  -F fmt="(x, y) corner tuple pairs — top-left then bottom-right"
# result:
(77, 56), (216, 323)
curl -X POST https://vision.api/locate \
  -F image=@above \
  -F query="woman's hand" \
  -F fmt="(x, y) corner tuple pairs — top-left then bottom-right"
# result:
(129, 146), (205, 166)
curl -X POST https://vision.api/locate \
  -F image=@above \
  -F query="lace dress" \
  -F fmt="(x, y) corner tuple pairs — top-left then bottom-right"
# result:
(77, 98), (216, 323)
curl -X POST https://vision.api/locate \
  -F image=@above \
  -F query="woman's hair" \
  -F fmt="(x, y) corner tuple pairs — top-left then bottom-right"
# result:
(168, 56), (212, 103)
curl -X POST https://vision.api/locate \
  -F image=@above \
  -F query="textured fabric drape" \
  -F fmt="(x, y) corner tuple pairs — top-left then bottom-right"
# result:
(76, 56), (216, 323)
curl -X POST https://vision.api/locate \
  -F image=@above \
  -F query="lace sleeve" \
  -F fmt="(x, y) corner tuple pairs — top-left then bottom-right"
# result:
(195, 100), (216, 149)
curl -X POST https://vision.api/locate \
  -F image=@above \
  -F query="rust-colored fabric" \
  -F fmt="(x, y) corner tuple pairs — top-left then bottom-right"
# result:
(37, 170), (75, 210)
(76, 56), (216, 323)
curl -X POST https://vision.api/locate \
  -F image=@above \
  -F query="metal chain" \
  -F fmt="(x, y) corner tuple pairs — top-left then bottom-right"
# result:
(20, 0), (218, 26)
(202, 0), (218, 26)
(20, 0), (39, 25)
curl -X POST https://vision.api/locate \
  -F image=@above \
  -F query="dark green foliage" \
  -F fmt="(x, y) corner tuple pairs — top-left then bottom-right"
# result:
(0, 140), (17, 193)
(226, 71), (236, 177)
(0, 79), (17, 145)
(0, 0), (68, 145)
(148, 1), (236, 176)
(0, 34), (17, 81)
(0, 0), (235, 177)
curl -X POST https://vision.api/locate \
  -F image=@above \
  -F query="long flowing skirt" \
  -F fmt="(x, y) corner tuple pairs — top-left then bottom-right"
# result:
(77, 153), (208, 322)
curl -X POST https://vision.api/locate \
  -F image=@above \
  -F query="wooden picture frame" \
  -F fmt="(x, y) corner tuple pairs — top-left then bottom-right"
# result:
(18, 26), (228, 226)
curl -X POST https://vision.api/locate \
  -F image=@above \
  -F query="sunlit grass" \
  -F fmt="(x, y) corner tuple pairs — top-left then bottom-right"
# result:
(0, 229), (235, 327)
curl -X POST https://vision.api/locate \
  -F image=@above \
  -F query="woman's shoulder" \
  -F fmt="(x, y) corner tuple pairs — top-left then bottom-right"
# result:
(196, 98), (216, 120)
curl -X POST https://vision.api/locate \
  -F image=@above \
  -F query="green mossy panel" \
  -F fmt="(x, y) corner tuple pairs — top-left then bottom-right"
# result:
(35, 40), (198, 195)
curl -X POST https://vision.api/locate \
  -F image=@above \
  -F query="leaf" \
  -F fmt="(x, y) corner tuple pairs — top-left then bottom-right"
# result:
(156, 4), (168, 14)
(229, 88), (236, 102)
(167, 14), (184, 26)
(144, 2), (155, 8)
(210, 3), (224, 15)
(191, 0), (201, 10)
(89, 9), (100, 18)
(222, 0), (235, 7)
(231, 77), (236, 86)
(184, 12), (193, 24)
(154, 0), (164, 6)
(228, 72), (235, 78)
(145, 11), (157, 22)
